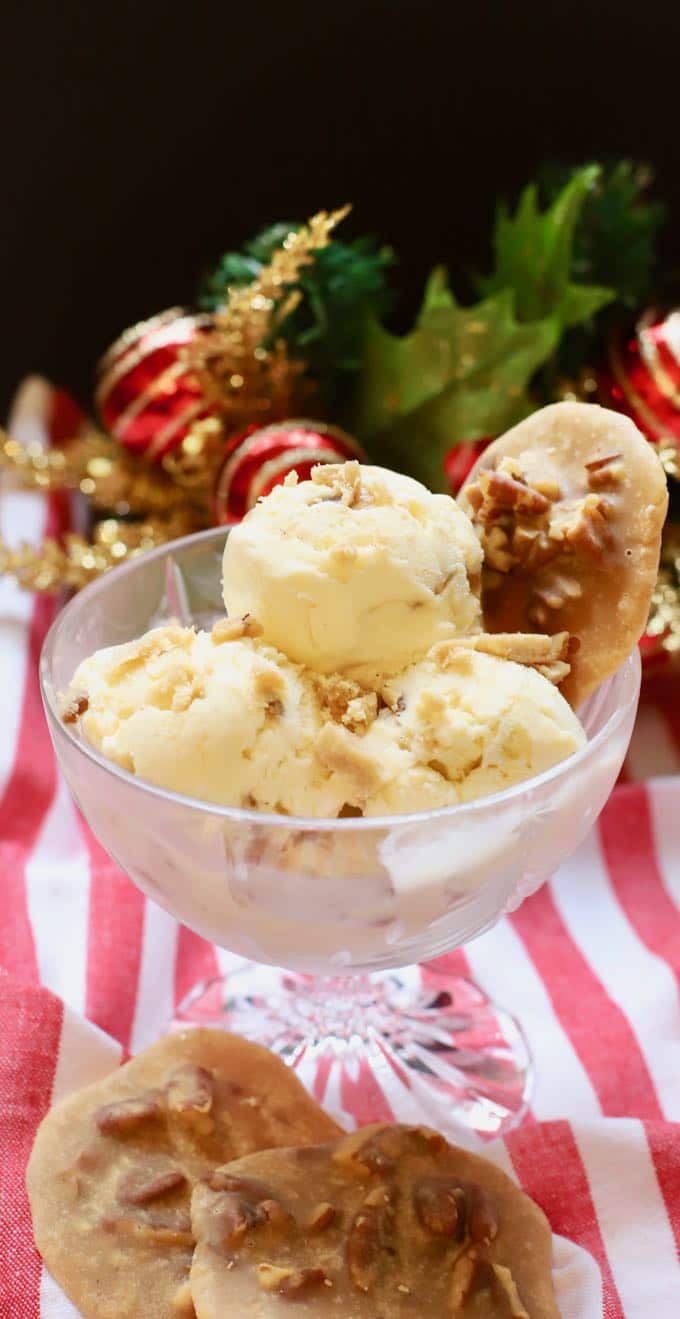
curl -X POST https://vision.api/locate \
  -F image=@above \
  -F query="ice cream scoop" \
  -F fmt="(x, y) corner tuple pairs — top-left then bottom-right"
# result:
(67, 621), (337, 817)
(222, 461), (483, 677)
(312, 643), (586, 815)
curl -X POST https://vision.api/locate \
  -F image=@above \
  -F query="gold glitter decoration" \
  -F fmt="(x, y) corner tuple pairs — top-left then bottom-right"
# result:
(187, 206), (350, 425)
(0, 207), (353, 593)
(647, 524), (680, 654)
(0, 426), (112, 491)
(0, 511), (202, 595)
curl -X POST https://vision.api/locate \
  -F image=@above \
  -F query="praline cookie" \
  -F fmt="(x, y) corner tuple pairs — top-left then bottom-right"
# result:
(190, 1123), (560, 1317)
(26, 1029), (340, 1319)
(458, 401), (668, 706)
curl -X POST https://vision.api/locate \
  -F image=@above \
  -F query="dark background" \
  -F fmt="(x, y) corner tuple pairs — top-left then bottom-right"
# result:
(2, 0), (679, 418)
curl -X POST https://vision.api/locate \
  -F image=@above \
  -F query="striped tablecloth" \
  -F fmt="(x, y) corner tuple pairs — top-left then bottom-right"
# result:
(1, 380), (679, 1318)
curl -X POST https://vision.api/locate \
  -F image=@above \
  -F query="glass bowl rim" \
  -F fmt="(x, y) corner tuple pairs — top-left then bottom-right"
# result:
(40, 525), (641, 833)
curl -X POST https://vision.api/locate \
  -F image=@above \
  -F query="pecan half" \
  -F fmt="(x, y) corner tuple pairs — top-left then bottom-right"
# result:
(465, 1183), (499, 1245)
(117, 1165), (186, 1205)
(94, 1092), (163, 1135)
(346, 1187), (392, 1293)
(413, 1178), (461, 1237)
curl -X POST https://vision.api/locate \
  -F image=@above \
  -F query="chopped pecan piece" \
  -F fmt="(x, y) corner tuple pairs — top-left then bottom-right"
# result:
(61, 693), (89, 724)
(257, 1263), (329, 1297)
(210, 1191), (260, 1246)
(585, 451), (625, 488)
(483, 525), (513, 572)
(165, 1063), (213, 1118)
(117, 1165), (186, 1205)
(491, 1263), (530, 1318)
(305, 1201), (336, 1232)
(346, 1187), (393, 1293)
(483, 468), (551, 518)
(311, 460), (362, 505)
(94, 1092), (163, 1134)
(431, 631), (572, 684)
(313, 673), (377, 729)
(103, 1208), (193, 1248)
(211, 614), (263, 644)
(413, 1178), (461, 1237)
(449, 1249), (478, 1311)
(549, 494), (614, 559)
(259, 1198), (296, 1231)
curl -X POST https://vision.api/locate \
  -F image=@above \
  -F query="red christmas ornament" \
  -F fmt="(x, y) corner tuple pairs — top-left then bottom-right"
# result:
(96, 307), (219, 462)
(212, 420), (366, 523)
(597, 308), (680, 448)
(444, 438), (492, 494)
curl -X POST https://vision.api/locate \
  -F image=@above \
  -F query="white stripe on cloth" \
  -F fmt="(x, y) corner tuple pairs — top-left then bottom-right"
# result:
(129, 901), (179, 1054)
(648, 777), (680, 908)
(626, 705), (680, 781)
(25, 776), (91, 1015)
(466, 916), (601, 1120)
(552, 829), (680, 1119)
(573, 1119), (680, 1319)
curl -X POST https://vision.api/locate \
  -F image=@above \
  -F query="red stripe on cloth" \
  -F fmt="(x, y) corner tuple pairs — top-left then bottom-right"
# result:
(339, 1056), (396, 1126)
(511, 887), (663, 1119)
(0, 972), (63, 1319)
(599, 784), (680, 981)
(0, 594), (57, 982)
(506, 1118), (625, 1319)
(83, 827), (145, 1050)
(174, 925), (220, 1013)
(644, 1120), (680, 1256)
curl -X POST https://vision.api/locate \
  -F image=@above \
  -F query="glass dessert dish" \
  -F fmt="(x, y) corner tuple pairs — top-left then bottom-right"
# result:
(41, 527), (641, 1139)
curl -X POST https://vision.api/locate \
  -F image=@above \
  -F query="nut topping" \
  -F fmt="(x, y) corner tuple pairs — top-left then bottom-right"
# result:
(585, 451), (625, 488)
(117, 1165), (186, 1205)
(103, 1208), (193, 1248)
(346, 1188), (393, 1293)
(94, 1092), (163, 1134)
(431, 631), (574, 685)
(465, 1183), (499, 1245)
(491, 1263), (531, 1318)
(413, 1178), (461, 1236)
(257, 1263), (329, 1298)
(211, 614), (263, 644)
(449, 1249), (478, 1311)
(61, 693), (89, 724)
(165, 1063), (213, 1118)
(305, 1201), (336, 1232)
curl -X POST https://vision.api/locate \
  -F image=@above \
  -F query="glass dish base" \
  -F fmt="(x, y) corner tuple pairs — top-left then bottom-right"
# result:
(174, 964), (532, 1141)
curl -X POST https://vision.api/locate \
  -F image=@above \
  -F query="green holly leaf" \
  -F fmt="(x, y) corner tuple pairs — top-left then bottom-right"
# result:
(478, 165), (614, 330)
(355, 269), (558, 491)
(540, 159), (667, 310)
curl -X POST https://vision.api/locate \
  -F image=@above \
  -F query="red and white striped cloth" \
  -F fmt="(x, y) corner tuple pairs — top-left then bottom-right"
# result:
(1, 381), (679, 1318)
